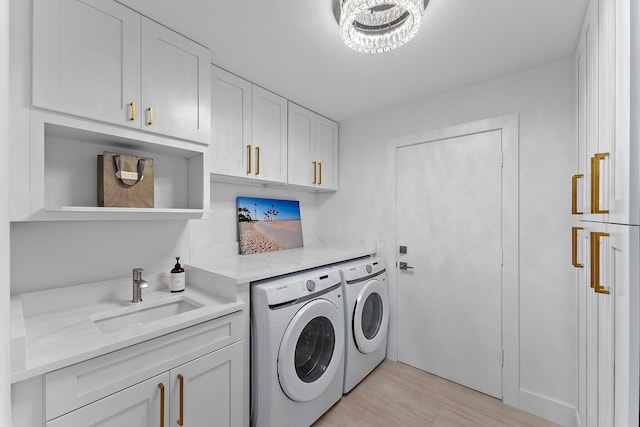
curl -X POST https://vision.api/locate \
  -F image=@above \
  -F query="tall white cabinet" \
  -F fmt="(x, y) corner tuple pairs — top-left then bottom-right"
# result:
(572, 0), (639, 425)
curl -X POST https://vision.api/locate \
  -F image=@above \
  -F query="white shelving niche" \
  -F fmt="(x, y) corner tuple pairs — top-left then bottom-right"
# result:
(24, 112), (207, 221)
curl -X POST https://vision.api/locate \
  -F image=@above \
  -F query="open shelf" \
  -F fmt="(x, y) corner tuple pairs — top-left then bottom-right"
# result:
(15, 111), (208, 221)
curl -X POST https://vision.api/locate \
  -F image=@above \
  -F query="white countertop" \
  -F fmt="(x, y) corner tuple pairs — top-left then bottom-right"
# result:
(11, 277), (243, 383)
(188, 245), (376, 284)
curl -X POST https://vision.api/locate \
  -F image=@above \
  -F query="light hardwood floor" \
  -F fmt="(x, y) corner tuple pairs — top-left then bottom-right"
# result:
(314, 360), (560, 427)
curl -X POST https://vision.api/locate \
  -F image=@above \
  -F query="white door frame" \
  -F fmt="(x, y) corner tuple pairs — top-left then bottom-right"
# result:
(384, 113), (519, 407)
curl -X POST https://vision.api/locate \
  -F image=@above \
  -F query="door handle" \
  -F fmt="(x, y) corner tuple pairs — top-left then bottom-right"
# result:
(247, 145), (252, 175)
(399, 262), (414, 270)
(590, 231), (610, 295)
(255, 146), (260, 175)
(158, 383), (165, 427)
(572, 227), (583, 268)
(590, 153), (609, 214)
(571, 174), (583, 214)
(177, 374), (184, 426)
(313, 161), (317, 184)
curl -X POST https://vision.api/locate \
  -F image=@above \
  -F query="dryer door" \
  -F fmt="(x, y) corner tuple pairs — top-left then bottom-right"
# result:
(278, 298), (344, 402)
(353, 278), (389, 354)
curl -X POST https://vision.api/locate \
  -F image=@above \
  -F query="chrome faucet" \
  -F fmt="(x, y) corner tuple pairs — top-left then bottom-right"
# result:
(132, 268), (148, 303)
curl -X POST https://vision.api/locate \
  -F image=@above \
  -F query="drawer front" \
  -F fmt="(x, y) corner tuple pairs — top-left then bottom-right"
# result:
(46, 311), (242, 420)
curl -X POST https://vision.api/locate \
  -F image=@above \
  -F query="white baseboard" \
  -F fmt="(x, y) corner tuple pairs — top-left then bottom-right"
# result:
(519, 389), (577, 427)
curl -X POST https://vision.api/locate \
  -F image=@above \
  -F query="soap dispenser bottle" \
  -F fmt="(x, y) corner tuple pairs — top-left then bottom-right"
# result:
(170, 257), (185, 292)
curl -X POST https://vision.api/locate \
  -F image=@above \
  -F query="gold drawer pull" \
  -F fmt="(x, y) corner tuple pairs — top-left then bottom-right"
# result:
(255, 146), (260, 175)
(590, 231), (610, 295)
(572, 227), (583, 268)
(318, 162), (322, 185)
(130, 101), (135, 121)
(247, 145), (252, 175)
(313, 161), (317, 184)
(572, 174), (583, 214)
(591, 153), (609, 214)
(158, 383), (165, 427)
(177, 374), (184, 426)
(148, 106), (153, 125)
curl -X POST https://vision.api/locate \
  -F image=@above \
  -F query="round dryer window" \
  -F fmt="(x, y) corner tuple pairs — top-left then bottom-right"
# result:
(353, 279), (389, 354)
(278, 299), (344, 402)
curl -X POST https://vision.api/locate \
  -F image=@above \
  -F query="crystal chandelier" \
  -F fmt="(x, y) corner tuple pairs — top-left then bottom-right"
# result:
(338, 0), (427, 54)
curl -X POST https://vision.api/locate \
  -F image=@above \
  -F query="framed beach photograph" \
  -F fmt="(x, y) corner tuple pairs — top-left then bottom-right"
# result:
(236, 197), (304, 255)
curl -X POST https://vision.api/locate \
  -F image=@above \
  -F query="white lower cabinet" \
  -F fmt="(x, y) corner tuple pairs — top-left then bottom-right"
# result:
(47, 372), (170, 427)
(574, 222), (639, 426)
(169, 342), (244, 427)
(39, 313), (244, 427)
(48, 341), (243, 427)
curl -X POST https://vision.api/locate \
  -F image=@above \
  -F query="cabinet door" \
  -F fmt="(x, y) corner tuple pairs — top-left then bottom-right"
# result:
(170, 341), (243, 427)
(583, 0), (601, 221)
(606, 225), (639, 427)
(574, 28), (587, 217)
(210, 66), (252, 177)
(32, 0), (141, 127)
(315, 116), (338, 191)
(588, 224), (640, 427)
(288, 102), (315, 187)
(141, 18), (211, 144)
(47, 372), (170, 427)
(251, 86), (287, 183)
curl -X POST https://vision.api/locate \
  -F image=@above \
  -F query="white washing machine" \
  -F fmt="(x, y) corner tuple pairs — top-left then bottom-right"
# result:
(334, 257), (389, 393)
(251, 267), (344, 427)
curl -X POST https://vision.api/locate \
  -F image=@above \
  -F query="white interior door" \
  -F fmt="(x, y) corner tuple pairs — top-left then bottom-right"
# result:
(396, 129), (503, 399)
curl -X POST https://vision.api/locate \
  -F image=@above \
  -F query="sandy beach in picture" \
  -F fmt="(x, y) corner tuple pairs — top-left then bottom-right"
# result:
(239, 221), (303, 254)
(237, 197), (304, 254)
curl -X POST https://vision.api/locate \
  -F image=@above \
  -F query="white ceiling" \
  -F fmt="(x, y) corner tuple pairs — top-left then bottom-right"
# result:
(118, 0), (589, 122)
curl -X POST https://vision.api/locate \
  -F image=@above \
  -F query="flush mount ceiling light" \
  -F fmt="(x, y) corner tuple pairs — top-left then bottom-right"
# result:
(334, 0), (428, 54)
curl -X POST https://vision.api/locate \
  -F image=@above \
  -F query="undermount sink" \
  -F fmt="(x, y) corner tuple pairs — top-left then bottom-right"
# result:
(93, 298), (203, 333)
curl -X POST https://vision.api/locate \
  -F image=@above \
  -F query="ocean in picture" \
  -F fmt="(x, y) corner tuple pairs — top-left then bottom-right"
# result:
(236, 197), (304, 255)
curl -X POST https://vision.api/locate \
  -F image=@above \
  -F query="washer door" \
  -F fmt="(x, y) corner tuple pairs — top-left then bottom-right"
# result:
(278, 298), (344, 402)
(353, 278), (389, 354)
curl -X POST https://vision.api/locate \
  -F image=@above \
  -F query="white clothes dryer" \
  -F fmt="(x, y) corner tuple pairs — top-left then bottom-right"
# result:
(333, 257), (389, 393)
(251, 268), (344, 427)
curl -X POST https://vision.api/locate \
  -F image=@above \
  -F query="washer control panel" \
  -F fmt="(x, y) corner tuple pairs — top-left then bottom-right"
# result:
(339, 257), (386, 282)
(258, 268), (341, 306)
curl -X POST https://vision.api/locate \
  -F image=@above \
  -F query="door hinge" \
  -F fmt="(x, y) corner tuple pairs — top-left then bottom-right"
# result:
(501, 250), (504, 267)
(501, 349), (504, 367)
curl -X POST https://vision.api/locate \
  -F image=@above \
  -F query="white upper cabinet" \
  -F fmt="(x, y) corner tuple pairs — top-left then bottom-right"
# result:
(251, 86), (288, 183)
(209, 67), (287, 184)
(32, 0), (211, 144)
(32, 0), (141, 129)
(210, 66), (252, 178)
(574, 0), (637, 225)
(287, 102), (338, 191)
(141, 17), (210, 144)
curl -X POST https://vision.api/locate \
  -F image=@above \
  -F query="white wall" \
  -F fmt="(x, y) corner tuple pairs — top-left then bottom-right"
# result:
(1, 0), (11, 422)
(189, 182), (320, 261)
(318, 58), (577, 424)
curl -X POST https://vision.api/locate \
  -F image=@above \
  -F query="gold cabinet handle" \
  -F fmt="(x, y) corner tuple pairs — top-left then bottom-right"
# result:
(590, 231), (610, 294)
(318, 162), (322, 185)
(130, 102), (136, 121)
(246, 145), (252, 175)
(590, 153), (609, 214)
(572, 227), (584, 268)
(572, 174), (583, 214)
(255, 146), (260, 176)
(177, 374), (184, 426)
(158, 383), (165, 427)
(313, 161), (317, 184)
(148, 106), (153, 125)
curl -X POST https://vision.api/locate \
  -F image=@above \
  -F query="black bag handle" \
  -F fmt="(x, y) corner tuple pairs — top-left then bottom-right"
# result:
(113, 154), (145, 187)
